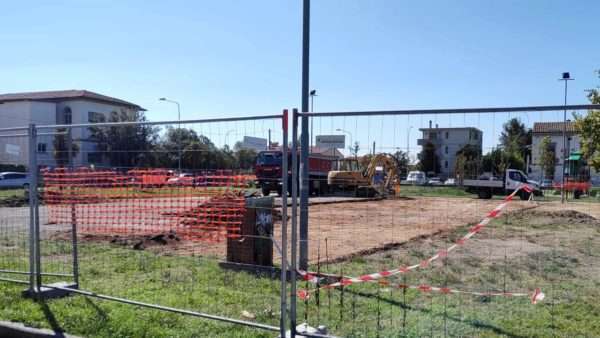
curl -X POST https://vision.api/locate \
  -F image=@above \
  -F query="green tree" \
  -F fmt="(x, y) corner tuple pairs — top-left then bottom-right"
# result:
(349, 142), (360, 160)
(233, 142), (257, 170)
(574, 75), (600, 170)
(418, 141), (440, 174)
(52, 128), (79, 167)
(500, 118), (532, 160)
(482, 148), (525, 175)
(89, 110), (159, 168)
(538, 136), (556, 179)
(454, 144), (480, 180)
(392, 150), (410, 177)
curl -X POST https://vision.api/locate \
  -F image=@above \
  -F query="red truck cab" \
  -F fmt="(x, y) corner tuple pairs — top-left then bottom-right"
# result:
(255, 150), (334, 196)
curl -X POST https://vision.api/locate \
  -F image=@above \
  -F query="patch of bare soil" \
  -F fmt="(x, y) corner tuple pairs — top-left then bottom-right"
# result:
(273, 196), (534, 263)
(507, 208), (597, 225)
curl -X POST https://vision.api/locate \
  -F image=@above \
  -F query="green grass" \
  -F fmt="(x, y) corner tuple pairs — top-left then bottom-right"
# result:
(2, 208), (600, 337)
(0, 188), (24, 199)
(398, 185), (472, 198)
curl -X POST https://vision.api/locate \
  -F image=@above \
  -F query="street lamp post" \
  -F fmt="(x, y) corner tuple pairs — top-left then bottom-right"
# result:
(309, 90), (317, 152)
(159, 98), (182, 173)
(407, 126), (413, 163)
(559, 73), (574, 203)
(335, 128), (354, 158)
(224, 129), (235, 148)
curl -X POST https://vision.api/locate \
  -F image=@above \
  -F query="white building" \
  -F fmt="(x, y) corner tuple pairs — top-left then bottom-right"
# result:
(417, 125), (482, 179)
(0, 90), (144, 168)
(530, 121), (581, 182)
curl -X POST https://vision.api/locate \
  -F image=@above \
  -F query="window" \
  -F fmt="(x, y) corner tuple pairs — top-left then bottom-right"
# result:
(509, 171), (525, 182)
(445, 131), (449, 139)
(429, 132), (437, 140)
(445, 146), (448, 154)
(3, 173), (26, 180)
(63, 107), (72, 124)
(37, 143), (47, 153)
(88, 112), (105, 123)
(87, 152), (103, 164)
(444, 161), (448, 168)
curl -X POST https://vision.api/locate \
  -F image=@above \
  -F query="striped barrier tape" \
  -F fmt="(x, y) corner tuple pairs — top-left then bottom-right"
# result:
(298, 278), (545, 304)
(298, 184), (539, 299)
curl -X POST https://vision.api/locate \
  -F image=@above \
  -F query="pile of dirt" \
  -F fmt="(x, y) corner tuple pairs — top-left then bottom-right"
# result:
(109, 231), (181, 250)
(508, 209), (597, 225)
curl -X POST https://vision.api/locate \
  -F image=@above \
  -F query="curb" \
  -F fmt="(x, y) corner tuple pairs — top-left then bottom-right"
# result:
(0, 321), (80, 338)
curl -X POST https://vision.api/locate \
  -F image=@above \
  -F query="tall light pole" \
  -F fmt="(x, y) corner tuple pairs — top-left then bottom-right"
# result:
(309, 89), (317, 152)
(559, 73), (573, 203)
(336, 128), (354, 158)
(407, 126), (413, 163)
(159, 97), (182, 173)
(224, 129), (235, 148)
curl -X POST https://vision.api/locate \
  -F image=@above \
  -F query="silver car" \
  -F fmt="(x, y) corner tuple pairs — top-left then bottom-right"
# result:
(0, 172), (30, 189)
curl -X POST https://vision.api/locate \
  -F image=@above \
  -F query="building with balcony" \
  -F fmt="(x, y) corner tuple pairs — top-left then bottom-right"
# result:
(418, 123), (482, 179)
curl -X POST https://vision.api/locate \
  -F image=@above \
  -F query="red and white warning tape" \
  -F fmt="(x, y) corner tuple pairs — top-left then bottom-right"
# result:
(298, 279), (545, 304)
(297, 184), (543, 303)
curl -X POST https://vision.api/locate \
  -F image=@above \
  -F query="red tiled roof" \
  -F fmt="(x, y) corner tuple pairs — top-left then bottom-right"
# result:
(533, 122), (576, 134)
(0, 90), (144, 110)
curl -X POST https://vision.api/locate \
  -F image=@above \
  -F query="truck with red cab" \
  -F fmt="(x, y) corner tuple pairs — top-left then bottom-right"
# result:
(255, 150), (334, 196)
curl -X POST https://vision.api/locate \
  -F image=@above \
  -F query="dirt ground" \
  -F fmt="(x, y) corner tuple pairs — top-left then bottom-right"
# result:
(64, 196), (600, 264)
(272, 196), (538, 264)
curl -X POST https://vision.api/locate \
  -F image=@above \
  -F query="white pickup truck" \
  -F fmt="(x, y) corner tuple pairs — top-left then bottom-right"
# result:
(463, 169), (541, 200)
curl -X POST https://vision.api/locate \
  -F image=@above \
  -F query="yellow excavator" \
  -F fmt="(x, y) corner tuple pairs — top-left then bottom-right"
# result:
(327, 153), (401, 197)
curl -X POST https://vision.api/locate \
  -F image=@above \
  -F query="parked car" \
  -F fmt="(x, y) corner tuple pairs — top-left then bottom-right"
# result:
(540, 179), (554, 189)
(0, 172), (30, 189)
(427, 177), (444, 186)
(166, 173), (196, 187)
(444, 178), (456, 186)
(406, 171), (427, 185)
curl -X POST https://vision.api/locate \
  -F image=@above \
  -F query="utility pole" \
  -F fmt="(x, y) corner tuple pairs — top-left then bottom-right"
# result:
(299, 0), (310, 274)
(559, 72), (573, 203)
(159, 97), (182, 173)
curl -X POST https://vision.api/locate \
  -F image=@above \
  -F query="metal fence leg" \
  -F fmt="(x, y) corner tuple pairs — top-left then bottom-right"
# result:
(67, 128), (79, 287)
(27, 124), (37, 295)
(24, 123), (42, 297)
(290, 109), (300, 337)
(299, 115), (309, 272)
(280, 110), (289, 337)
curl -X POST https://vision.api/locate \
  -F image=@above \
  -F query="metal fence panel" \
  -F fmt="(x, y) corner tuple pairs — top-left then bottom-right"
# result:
(292, 105), (600, 337)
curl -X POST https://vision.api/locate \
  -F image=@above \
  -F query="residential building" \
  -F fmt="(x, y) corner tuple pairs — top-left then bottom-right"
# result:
(530, 121), (588, 182)
(0, 90), (144, 168)
(417, 124), (482, 179)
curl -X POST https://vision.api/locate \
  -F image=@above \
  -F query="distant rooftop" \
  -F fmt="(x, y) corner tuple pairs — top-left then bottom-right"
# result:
(0, 90), (145, 111)
(533, 121), (576, 134)
(419, 126), (482, 132)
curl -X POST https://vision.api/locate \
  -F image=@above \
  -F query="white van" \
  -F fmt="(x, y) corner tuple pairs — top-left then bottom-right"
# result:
(406, 171), (427, 185)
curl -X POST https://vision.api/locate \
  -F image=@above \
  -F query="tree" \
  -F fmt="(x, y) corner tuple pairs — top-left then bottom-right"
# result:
(482, 148), (525, 175)
(392, 150), (410, 177)
(418, 141), (440, 174)
(454, 144), (480, 180)
(233, 142), (257, 170)
(52, 128), (79, 167)
(500, 118), (531, 160)
(574, 74), (600, 170)
(88, 110), (159, 168)
(349, 142), (360, 159)
(538, 136), (556, 179)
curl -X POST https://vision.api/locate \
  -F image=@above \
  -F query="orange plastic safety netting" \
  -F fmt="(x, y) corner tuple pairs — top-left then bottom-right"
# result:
(42, 168), (255, 242)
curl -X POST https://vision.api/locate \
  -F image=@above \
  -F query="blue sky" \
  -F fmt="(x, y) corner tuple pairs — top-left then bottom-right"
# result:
(1, 0), (598, 155)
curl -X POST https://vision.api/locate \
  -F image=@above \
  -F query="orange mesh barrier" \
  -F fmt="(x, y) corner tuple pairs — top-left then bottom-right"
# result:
(42, 168), (255, 242)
